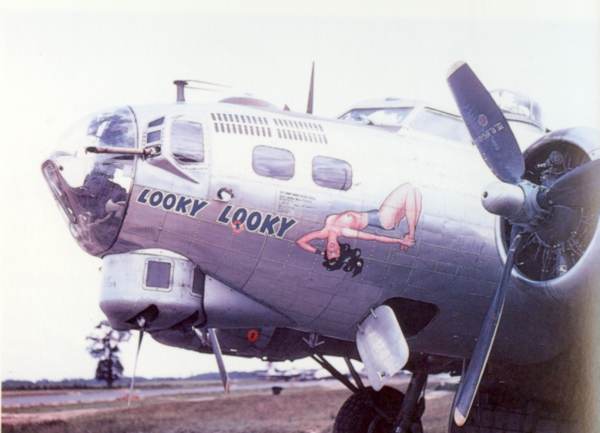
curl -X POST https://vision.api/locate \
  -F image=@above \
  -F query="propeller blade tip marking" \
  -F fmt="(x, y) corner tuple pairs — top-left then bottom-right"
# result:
(454, 408), (467, 426)
(447, 61), (467, 79)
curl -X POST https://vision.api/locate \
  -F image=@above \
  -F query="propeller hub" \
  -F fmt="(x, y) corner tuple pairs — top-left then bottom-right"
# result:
(482, 181), (546, 227)
(482, 182), (525, 219)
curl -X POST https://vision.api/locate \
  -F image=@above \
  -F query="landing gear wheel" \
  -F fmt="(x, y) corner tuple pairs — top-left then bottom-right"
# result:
(333, 386), (424, 433)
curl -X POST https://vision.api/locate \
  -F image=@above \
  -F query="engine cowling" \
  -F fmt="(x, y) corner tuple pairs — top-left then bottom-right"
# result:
(495, 127), (600, 297)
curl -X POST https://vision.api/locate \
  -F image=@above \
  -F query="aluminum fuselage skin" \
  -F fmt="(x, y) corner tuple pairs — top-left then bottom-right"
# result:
(95, 102), (597, 366)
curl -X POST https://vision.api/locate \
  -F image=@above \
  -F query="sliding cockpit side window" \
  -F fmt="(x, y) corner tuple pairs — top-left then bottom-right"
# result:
(171, 119), (205, 164)
(339, 107), (412, 127)
(252, 145), (295, 180)
(312, 156), (352, 190)
(339, 108), (377, 122)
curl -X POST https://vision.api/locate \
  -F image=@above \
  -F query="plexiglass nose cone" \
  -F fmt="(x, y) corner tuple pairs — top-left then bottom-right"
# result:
(41, 107), (138, 255)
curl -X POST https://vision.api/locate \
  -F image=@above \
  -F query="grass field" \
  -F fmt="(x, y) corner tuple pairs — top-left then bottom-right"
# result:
(3, 385), (453, 433)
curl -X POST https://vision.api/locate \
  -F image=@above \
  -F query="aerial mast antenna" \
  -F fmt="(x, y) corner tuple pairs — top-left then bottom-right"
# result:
(306, 61), (315, 114)
(173, 79), (231, 103)
(173, 80), (189, 103)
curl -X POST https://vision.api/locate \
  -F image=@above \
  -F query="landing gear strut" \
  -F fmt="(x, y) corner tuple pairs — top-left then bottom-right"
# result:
(392, 370), (427, 433)
(311, 354), (428, 433)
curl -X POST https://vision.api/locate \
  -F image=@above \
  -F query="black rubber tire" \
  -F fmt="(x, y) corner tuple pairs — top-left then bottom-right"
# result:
(333, 386), (423, 433)
(333, 388), (381, 433)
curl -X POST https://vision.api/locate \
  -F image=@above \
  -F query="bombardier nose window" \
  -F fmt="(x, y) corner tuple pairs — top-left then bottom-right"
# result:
(171, 119), (204, 164)
(41, 106), (137, 256)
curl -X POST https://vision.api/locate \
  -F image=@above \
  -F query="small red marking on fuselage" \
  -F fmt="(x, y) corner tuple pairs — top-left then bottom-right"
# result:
(232, 220), (244, 234)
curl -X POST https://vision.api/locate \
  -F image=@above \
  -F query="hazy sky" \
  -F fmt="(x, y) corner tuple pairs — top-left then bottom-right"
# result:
(1, 1), (598, 381)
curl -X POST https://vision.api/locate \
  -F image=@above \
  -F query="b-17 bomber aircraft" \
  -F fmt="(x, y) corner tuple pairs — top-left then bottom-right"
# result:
(42, 62), (600, 433)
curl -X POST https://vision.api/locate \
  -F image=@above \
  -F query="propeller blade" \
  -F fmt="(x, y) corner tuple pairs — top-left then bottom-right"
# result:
(127, 317), (146, 408)
(306, 61), (315, 114)
(447, 62), (524, 184)
(542, 159), (600, 209)
(453, 232), (524, 426)
(208, 328), (230, 393)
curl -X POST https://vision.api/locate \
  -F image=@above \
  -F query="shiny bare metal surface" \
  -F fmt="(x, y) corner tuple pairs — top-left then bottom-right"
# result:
(43, 100), (599, 364)
(41, 80), (600, 432)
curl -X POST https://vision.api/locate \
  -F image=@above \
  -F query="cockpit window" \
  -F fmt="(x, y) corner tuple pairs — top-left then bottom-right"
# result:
(491, 89), (543, 127)
(340, 108), (377, 122)
(339, 107), (412, 126)
(171, 119), (205, 164)
(410, 109), (470, 143)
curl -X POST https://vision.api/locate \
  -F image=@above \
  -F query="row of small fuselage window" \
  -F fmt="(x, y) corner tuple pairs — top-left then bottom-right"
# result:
(146, 116), (347, 190)
(252, 145), (352, 191)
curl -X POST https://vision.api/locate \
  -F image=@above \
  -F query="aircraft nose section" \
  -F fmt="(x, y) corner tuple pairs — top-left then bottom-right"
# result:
(41, 106), (138, 256)
(42, 156), (132, 255)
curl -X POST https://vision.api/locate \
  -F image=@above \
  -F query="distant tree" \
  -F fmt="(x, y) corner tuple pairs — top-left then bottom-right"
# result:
(86, 320), (130, 388)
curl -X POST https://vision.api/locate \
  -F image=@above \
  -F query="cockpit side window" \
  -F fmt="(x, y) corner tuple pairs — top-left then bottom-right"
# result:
(252, 145), (295, 180)
(339, 107), (412, 127)
(312, 156), (352, 191)
(340, 108), (377, 122)
(171, 119), (205, 164)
